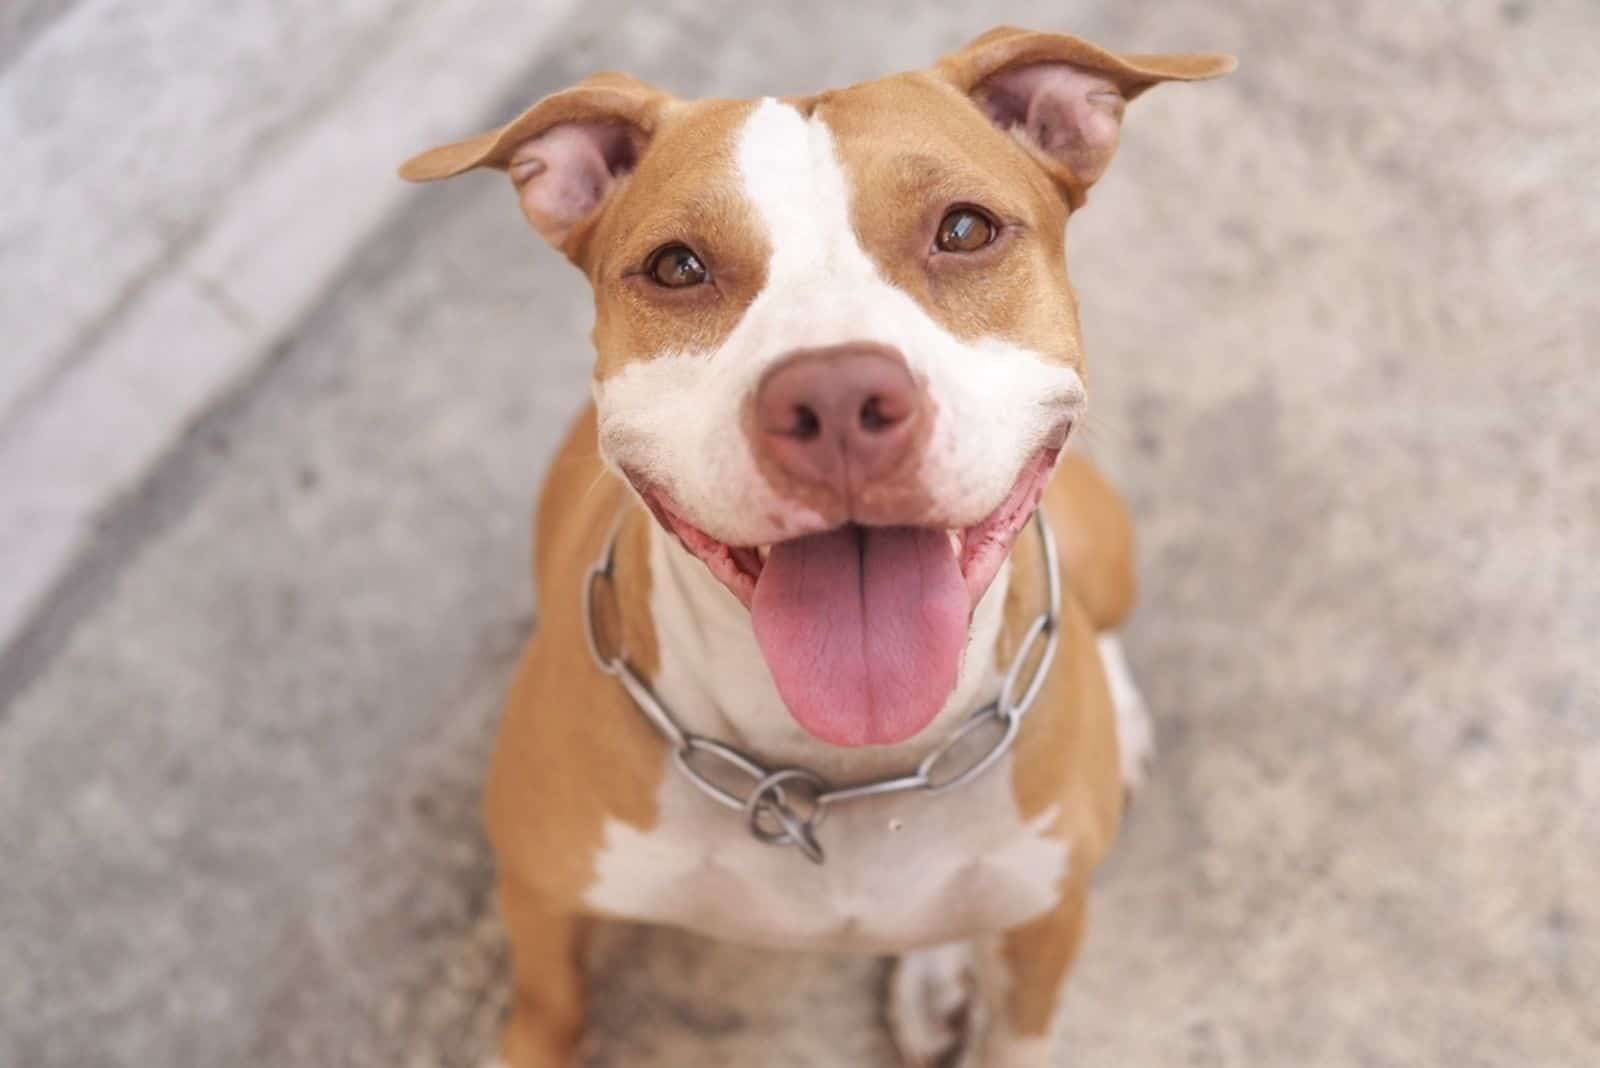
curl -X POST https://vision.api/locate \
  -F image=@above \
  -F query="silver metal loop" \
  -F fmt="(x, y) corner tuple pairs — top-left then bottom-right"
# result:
(673, 735), (768, 811)
(581, 512), (630, 677)
(584, 507), (1062, 864)
(615, 665), (687, 750)
(1039, 500), (1063, 620)
(755, 800), (825, 864)
(816, 774), (926, 808)
(581, 561), (621, 675)
(918, 705), (1017, 793)
(745, 768), (828, 864)
(998, 611), (1059, 715)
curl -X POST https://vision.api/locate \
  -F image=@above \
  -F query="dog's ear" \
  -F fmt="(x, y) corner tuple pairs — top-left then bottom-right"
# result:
(937, 27), (1235, 208)
(398, 72), (674, 254)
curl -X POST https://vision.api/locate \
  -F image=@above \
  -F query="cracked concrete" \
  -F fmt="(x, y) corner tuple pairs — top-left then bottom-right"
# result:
(2, 1), (1597, 1065)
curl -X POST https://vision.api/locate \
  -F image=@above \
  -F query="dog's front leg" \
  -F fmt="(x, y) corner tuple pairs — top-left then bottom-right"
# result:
(890, 878), (1090, 1067)
(493, 879), (590, 1068)
(975, 880), (1091, 1066)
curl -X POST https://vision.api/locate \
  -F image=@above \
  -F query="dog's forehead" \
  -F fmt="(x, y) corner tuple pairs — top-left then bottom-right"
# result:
(595, 70), (1015, 264)
(643, 72), (1026, 217)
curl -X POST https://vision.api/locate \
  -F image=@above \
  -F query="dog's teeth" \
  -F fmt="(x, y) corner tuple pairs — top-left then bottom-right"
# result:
(757, 545), (771, 560)
(947, 531), (962, 556)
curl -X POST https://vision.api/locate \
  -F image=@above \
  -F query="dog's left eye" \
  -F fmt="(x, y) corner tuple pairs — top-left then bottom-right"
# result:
(646, 243), (710, 288)
(935, 207), (998, 253)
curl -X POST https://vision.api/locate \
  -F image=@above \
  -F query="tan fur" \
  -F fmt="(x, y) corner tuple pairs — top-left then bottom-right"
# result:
(583, 98), (772, 376)
(937, 27), (1236, 208)
(1044, 452), (1138, 631)
(820, 72), (1080, 368)
(484, 409), (668, 1065)
(986, 468), (1129, 1039)
(402, 24), (1232, 1066)
(997, 876), (1091, 1037)
(398, 71), (672, 183)
(486, 407), (664, 905)
(495, 889), (590, 1066)
(1004, 472), (1127, 846)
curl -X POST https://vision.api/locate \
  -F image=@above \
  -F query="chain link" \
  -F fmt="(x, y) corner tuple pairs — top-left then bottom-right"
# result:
(582, 509), (1061, 865)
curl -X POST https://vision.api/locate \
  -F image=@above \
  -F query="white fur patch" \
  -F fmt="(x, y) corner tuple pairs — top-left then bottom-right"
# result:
(584, 754), (1070, 952)
(891, 936), (1064, 1067)
(593, 97), (1085, 548)
(889, 942), (983, 1066)
(1097, 634), (1154, 792)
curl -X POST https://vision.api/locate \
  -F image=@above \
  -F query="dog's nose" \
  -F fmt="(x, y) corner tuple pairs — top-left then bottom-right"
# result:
(752, 344), (924, 497)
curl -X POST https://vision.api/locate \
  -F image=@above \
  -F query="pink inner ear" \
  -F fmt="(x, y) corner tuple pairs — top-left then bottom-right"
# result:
(980, 64), (1127, 186)
(509, 122), (637, 245)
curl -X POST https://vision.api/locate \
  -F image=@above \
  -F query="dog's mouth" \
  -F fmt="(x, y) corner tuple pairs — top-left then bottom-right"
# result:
(637, 448), (1058, 747)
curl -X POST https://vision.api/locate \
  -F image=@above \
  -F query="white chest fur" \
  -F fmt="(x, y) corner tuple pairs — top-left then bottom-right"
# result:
(585, 754), (1069, 952)
(581, 528), (1072, 952)
(582, 751), (1068, 952)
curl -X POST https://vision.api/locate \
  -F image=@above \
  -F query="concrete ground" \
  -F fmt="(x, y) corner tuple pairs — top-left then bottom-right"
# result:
(0, 0), (581, 655)
(3, 1), (1597, 1065)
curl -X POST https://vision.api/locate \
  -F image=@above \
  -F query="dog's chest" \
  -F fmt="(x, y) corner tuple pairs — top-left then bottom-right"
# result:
(582, 754), (1069, 952)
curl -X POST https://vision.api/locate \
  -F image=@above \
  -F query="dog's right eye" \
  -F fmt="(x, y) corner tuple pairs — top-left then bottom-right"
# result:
(646, 244), (710, 288)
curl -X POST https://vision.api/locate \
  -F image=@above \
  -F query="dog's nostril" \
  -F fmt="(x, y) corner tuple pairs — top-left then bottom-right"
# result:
(859, 395), (895, 433)
(791, 404), (821, 441)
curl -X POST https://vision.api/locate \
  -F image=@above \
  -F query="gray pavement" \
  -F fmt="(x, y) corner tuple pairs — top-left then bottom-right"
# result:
(0, 0), (581, 659)
(3, 1), (1598, 1066)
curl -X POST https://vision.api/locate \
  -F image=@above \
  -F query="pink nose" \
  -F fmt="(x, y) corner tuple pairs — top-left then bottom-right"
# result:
(752, 344), (924, 499)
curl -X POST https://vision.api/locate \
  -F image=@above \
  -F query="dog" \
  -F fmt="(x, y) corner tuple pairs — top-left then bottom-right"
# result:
(400, 26), (1233, 1066)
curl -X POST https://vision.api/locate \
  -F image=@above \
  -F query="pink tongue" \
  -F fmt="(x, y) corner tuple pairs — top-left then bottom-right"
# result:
(751, 526), (968, 747)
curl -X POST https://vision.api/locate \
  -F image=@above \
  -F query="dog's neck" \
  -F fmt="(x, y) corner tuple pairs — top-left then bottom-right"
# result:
(641, 518), (1013, 785)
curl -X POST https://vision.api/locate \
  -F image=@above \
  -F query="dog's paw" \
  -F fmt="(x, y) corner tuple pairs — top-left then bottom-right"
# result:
(1098, 634), (1155, 796)
(887, 942), (983, 1067)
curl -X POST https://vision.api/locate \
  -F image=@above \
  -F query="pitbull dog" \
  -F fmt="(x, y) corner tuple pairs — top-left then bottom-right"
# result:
(401, 26), (1232, 1066)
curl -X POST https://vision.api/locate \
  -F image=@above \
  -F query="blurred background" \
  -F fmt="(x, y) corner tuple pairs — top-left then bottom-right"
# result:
(2, 1), (1596, 1065)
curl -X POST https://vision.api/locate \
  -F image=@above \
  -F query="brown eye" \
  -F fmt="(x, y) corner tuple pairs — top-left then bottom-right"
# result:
(646, 243), (710, 288)
(935, 207), (997, 253)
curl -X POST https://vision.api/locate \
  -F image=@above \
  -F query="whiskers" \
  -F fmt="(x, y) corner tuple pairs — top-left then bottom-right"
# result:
(1072, 408), (1138, 455)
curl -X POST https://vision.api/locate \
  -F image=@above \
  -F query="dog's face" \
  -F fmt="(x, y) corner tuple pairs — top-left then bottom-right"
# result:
(403, 28), (1232, 747)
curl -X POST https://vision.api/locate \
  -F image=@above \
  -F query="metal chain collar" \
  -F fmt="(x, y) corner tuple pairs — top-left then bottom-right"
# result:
(582, 510), (1062, 865)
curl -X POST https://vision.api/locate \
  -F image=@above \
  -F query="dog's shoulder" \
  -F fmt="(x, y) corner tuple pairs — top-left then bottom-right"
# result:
(487, 403), (669, 904)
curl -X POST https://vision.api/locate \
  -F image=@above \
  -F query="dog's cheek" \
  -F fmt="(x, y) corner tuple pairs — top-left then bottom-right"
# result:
(592, 347), (800, 546)
(914, 335), (1086, 524)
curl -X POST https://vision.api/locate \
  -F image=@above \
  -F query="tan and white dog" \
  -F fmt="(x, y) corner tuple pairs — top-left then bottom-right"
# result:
(401, 27), (1232, 1067)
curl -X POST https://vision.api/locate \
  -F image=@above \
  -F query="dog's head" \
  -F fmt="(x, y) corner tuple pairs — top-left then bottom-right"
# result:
(402, 28), (1232, 747)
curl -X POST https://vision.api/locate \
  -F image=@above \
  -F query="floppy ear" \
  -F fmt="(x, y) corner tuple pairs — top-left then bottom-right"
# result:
(937, 27), (1235, 208)
(398, 71), (674, 255)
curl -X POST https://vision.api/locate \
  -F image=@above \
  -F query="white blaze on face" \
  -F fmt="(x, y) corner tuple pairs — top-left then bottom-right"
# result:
(594, 98), (1085, 547)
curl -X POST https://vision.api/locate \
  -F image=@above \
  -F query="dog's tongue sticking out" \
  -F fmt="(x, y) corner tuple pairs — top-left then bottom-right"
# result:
(752, 526), (968, 746)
